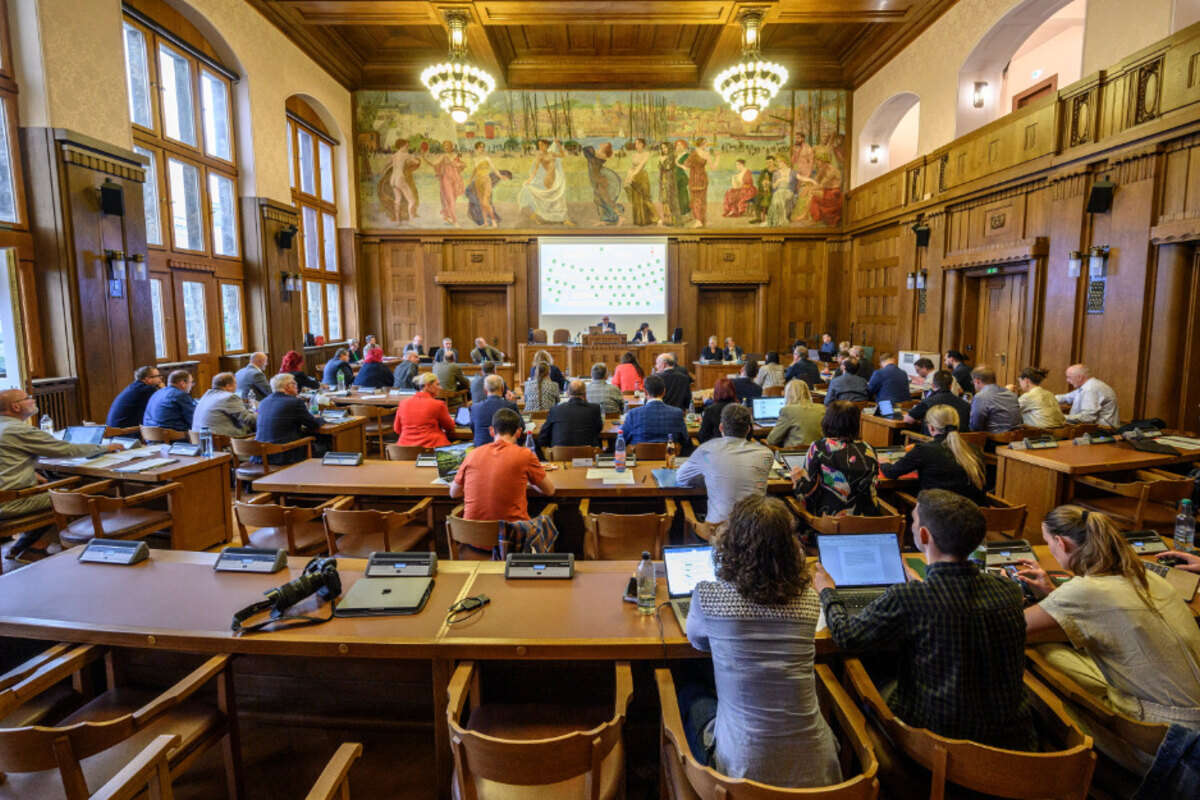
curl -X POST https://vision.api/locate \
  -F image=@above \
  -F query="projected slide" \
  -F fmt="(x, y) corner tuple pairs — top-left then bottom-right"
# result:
(539, 238), (666, 315)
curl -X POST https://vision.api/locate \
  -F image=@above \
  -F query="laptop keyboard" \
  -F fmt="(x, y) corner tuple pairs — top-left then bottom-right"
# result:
(673, 598), (690, 618)
(834, 589), (881, 613)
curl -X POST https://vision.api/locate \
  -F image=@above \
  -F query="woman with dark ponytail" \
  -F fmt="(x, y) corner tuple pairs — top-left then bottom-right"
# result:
(1018, 506), (1200, 730)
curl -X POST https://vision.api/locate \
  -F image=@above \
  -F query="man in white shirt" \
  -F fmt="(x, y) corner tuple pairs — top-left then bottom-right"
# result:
(675, 403), (773, 524)
(1056, 364), (1120, 428)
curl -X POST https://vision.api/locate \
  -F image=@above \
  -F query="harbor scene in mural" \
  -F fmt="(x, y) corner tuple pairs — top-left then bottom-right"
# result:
(355, 89), (846, 231)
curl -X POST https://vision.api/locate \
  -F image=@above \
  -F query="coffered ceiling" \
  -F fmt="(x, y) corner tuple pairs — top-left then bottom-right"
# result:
(248, 0), (959, 90)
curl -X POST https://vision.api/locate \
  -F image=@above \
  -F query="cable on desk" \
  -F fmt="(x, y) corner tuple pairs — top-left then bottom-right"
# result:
(447, 594), (490, 625)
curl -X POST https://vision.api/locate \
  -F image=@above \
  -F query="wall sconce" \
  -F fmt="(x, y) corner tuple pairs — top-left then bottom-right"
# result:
(869, 144), (879, 164)
(906, 271), (915, 290)
(972, 81), (988, 108)
(129, 253), (147, 281)
(280, 271), (302, 300)
(104, 249), (125, 298)
(915, 269), (927, 290)
(1088, 246), (1109, 277)
(1066, 250), (1083, 277)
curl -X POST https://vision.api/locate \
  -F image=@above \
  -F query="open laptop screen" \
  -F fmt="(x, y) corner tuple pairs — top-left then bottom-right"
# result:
(751, 397), (785, 422)
(63, 426), (105, 445)
(663, 545), (715, 598)
(878, 399), (895, 416)
(817, 533), (907, 588)
(434, 443), (473, 480)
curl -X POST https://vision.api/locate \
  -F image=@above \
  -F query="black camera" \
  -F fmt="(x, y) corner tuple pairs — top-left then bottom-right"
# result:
(264, 557), (342, 617)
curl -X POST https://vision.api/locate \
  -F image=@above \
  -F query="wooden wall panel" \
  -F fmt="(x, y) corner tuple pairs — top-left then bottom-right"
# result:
(242, 199), (302, 369)
(849, 227), (901, 348)
(779, 240), (824, 346)
(378, 241), (425, 351)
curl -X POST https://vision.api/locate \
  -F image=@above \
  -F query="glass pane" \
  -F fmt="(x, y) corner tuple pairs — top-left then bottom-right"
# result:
(167, 159), (204, 250)
(123, 23), (153, 129)
(221, 283), (244, 351)
(305, 281), (324, 338)
(200, 70), (231, 160)
(0, 102), (18, 224)
(208, 172), (238, 256)
(134, 146), (161, 245)
(298, 129), (315, 195)
(158, 44), (196, 146)
(302, 205), (319, 269)
(319, 140), (334, 201)
(322, 212), (337, 271)
(181, 280), (208, 354)
(150, 279), (167, 359)
(325, 283), (341, 340)
(287, 122), (294, 189)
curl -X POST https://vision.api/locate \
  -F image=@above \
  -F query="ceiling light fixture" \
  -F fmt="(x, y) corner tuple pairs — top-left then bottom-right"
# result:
(421, 11), (496, 125)
(713, 11), (788, 124)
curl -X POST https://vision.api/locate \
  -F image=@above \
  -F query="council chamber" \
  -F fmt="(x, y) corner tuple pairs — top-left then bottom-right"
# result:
(1, 0), (1199, 798)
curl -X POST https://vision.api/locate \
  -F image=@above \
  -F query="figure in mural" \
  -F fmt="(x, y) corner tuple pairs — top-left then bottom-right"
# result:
(750, 157), (774, 224)
(807, 152), (844, 226)
(791, 133), (815, 183)
(657, 141), (688, 227)
(425, 141), (466, 225)
(387, 139), (421, 222)
(766, 155), (795, 227)
(583, 142), (624, 225)
(684, 137), (717, 227)
(722, 158), (757, 217)
(624, 138), (658, 226)
(518, 138), (570, 225)
(466, 141), (509, 227)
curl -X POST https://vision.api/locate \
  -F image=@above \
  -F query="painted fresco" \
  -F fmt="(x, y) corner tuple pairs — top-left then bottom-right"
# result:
(354, 89), (847, 230)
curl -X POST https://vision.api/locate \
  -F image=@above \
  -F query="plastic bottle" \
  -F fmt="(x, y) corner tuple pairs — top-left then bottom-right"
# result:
(336, 370), (346, 392)
(309, 394), (320, 416)
(665, 434), (676, 469)
(636, 551), (656, 615)
(39, 414), (53, 433)
(614, 434), (627, 472)
(524, 432), (538, 458)
(1174, 499), (1196, 552)
(199, 426), (213, 458)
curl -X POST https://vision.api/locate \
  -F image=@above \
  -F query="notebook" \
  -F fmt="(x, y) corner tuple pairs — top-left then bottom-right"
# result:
(751, 396), (786, 425)
(816, 532), (907, 612)
(663, 545), (716, 630)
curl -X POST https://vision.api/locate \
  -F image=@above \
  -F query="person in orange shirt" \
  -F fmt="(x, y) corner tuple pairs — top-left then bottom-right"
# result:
(611, 351), (645, 393)
(449, 408), (555, 521)
(393, 373), (455, 448)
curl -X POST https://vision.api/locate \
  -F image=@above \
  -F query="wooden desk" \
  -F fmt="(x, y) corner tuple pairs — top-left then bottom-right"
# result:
(418, 361), (516, 388)
(693, 362), (740, 390)
(519, 343), (689, 382)
(329, 390), (410, 408)
(319, 416), (367, 454)
(38, 451), (233, 549)
(860, 413), (915, 448)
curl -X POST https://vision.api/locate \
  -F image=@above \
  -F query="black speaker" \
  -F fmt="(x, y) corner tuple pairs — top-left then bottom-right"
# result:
(99, 179), (125, 217)
(912, 222), (931, 247)
(275, 224), (298, 249)
(1087, 178), (1114, 214)
(672, 327), (683, 343)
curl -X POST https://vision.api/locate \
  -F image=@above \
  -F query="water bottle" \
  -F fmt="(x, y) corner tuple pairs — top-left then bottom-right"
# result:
(524, 432), (537, 459)
(199, 426), (213, 458)
(665, 434), (676, 469)
(636, 551), (656, 615)
(309, 394), (320, 416)
(614, 434), (627, 472)
(336, 370), (346, 391)
(39, 414), (53, 433)
(1174, 499), (1196, 552)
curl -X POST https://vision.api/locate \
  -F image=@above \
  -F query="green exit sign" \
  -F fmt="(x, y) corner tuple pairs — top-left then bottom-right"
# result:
(986, 267), (999, 275)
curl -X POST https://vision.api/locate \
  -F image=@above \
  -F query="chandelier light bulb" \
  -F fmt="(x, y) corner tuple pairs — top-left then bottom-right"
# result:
(714, 13), (787, 124)
(741, 107), (759, 122)
(451, 108), (468, 124)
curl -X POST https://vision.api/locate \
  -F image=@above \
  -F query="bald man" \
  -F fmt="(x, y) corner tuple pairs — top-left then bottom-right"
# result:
(537, 379), (603, 449)
(235, 352), (271, 400)
(1056, 364), (1120, 428)
(0, 389), (121, 557)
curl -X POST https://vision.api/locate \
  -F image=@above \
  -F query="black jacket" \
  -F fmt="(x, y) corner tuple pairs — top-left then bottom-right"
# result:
(255, 392), (322, 465)
(660, 370), (694, 412)
(289, 370), (320, 391)
(784, 358), (821, 387)
(908, 390), (971, 433)
(393, 361), (419, 390)
(951, 363), (974, 396)
(698, 400), (733, 443)
(731, 376), (762, 402)
(537, 397), (604, 448)
(353, 362), (393, 389)
(880, 434), (988, 505)
(699, 346), (724, 362)
(106, 381), (156, 428)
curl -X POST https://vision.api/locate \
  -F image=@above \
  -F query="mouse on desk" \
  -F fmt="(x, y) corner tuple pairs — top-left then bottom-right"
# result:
(1157, 554), (1188, 567)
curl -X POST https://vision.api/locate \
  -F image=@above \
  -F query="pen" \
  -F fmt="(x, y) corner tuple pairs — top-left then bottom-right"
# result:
(641, 474), (648, 483)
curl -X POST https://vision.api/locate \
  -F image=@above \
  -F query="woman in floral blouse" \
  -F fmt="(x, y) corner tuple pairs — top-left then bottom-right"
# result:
(791, 400), (880, 517)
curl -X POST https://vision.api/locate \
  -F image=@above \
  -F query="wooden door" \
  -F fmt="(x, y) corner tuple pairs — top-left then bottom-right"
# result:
(975, 272), (1027, 386)
(446, 289), (508, 360)
(697, 289), (755, 355)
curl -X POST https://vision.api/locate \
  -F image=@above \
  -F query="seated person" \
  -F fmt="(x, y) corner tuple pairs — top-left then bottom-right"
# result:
(470, 360), (506, 404)
(537, 380), (603, 450)
(912, 357), (936, 387)
(677, 404), (773, 524)
(945, 350), (974, 396)
(352, 346), (393, 389)
(470, 337), (504, 364)
(598, 315), (617, 333)
(791, 401), (880, 517)
(698, 378), (736, 444)
(882, 405), (987, 504)
(867, 353), (910, 405)
(192, 372), (256, 437)
(1019, 507), (1200, 731)
(849, 345), (874, 382)
(528, 350), (567, 390)
(143, 369), (197, 431)
(433, 352), (470, 393)
(731, 360), (763, 402)
(817, 333), (837, 360)
(631, 322), (656, 343)
(235, 352), (271, 401)
(682, 494), (842, 787)
(1056, 363), (1120, 428)
(1013, 366), (1067, 429)
(823, 358), (869, 405)
(393, 350), (422, 391)
(755, 352), (786, 390)
(470, 374), (518, 447)
(767, 380), (824, 450)
(655, 354), (694, 412)
(450, 408), (555, 522)
(321, 348), (354, 387)
(699, 335), (723, 363)
(523, 362), (561, 411)
(363, 334), (378, 350)
(622, 374), (687, 446)
(969, 366), (1021, 432)
(106, 365), (163, 428)
(402, 334), (425, 356)
(279, 350), (320, 391)
(255, 373), (322, 465)
(346, 339), (362, 363)
(814, 489), (1036, 750)
(611, 352), (644, 393)
(393, 373), (455, 448)
(722, 337), (744, 363)
(783, 344), (821, 388)
(432, 337), (457, 363)
(904, 369), (970, 432)
(585, 363), (624, 415)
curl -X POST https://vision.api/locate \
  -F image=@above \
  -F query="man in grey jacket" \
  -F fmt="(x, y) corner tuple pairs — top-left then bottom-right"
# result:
(193, 373), (256, 437)
(235, 352), (271, 400)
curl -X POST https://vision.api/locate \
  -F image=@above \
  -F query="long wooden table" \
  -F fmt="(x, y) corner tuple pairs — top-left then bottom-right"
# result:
(518, 343), (689, 381)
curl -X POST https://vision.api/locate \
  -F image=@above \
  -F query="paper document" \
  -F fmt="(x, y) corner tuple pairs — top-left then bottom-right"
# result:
(114, 457), (177, 473)
(602, 471), (636, 485)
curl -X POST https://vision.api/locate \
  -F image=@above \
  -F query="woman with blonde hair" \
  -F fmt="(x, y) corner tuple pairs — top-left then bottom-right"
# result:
(767, 379), (823, 449)
(880, 404), (987, 504)
(1018, 506), (1200, 732)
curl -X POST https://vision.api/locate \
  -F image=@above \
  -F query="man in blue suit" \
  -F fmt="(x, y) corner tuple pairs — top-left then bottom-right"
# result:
(867, 353), (912, 405)
(106, 365), (163, 428)
(622, 374), (687, 449)
(322, 348), (354, 387)
(142, 370), (196, 431)
(470, 374), (519, 447)
(256, 373), (323, 465)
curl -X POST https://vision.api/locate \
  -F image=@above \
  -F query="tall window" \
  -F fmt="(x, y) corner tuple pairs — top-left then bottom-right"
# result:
(123, 7), (246, 360)
(288, 102), (341, 342)
(0, 0), (26, 230)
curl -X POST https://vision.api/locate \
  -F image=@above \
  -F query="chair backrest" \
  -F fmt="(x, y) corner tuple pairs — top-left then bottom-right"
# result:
(1144, 475), (1194, 504)
(531, 329), (548, 343)
(632, 441), (667, 460)
(48, 486), (105, 517)
(528, 409), (550, 420)
(187, 430), (231, 450)
(323, 507), (397, 554)
(140, 426), (186, 444)
(446, 510), (498, 559)
(348, 404), (387, 420)
(552, 328), (570, 343)
(103, 425), (141, 439)
(228, 437), (267, 459)
(386, 444), (431, 461)
(583, 500), (675, 560)
(979, 504), (1028, 541)
(549, 445), (598, 461)
(0, 705), (140, 795)
(956, 430), (989, 448)
(813, 514), (906, 538)
(437, 390), (468, 412)
(763, 385), (784, 398)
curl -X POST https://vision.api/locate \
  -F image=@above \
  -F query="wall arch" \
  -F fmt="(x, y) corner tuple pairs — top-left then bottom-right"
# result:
(287, 93), (351, 219)
(855, 92), (920, 187)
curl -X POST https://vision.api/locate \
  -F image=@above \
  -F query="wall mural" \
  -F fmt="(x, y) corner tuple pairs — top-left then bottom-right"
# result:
(354, 89), (847, 231)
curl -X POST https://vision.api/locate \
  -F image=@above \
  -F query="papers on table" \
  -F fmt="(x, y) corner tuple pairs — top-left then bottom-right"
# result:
(1157, 436), (1200, 450)
(113, 457), (177, 473)
(585, 468), (637, 485)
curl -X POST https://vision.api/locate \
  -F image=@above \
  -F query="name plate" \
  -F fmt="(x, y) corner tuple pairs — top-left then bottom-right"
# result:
(78, 538), (149, 565)
(366, 551), (437, 577)
(168, 442), (202, 456)
(1073, 434), (1116, 446)
(505, 552), (574, 579)
(214, 547), (288, 573)
(322, 451), (364, 466)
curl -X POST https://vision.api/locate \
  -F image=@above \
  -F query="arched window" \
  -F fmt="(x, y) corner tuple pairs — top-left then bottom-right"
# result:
(856, 93), (920, 188)
(0, 0), (31, 390)
(287, 96), (342, 343)
(122, 3), (245, 365)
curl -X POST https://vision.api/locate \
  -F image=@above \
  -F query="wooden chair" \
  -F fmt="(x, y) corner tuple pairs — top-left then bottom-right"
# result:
(656, 665), (880, 800)
(632, 441), (667, 460)
(1070, 469), (1195, 531)
(49, 479), (181, 549)
(436, 390), (469, 415)
(228, 436), (314, 499)
(531, 329), (548, 343)
(680, 500), (724, 543)
(0, 645), (243, 800)
(842, 658), (1095, 800)
(527, 409), (550, 420)
(894, 491), (1027, 542)
(763, 384), (785, 398)
(233, 492), (348, 555)
(386, 444), (432, 461)
(323, 497), (434, 556)
(785, 497), (907, 543)
(102, 425), (142, 440)
(304, 743), (364, 800)
(552, 328), (570, 343)
(187, 429), (232, 451)
(139, 426), (187, 444)
(549, 445), (599, 461)
(901, 429), (989, 449)
(445, 503), (559, 559)
(580, 498), (676, 559)
(349, 404), (394, 454)
(446, 660), (632, 799)
(0, 476), (81, 557)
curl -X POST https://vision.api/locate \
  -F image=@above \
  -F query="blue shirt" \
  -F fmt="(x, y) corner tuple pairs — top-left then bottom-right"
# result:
(621, 399), (687, 445)
(867, 363), (911, 405)
(353, 362), (393, 389)
(142, 385), (197, 431)
(106, 381), (157, 428)
(322, 358), (353, 387)
(470, 395), (519, 447)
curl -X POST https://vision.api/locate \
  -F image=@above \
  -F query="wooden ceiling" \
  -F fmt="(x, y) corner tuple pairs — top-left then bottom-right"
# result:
(248, 0), (959, 91)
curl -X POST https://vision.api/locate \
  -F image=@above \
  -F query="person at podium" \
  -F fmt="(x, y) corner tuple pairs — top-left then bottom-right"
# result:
(700, 335), (723, 362)
(598, 315), (617, 333)
(632, 322), (656, 343)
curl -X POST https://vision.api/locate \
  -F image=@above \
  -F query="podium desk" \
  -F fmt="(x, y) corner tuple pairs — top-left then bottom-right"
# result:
(693, 361), (740, 390)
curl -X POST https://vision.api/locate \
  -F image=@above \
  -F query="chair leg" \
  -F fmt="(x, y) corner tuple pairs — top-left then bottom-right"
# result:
(218, 666), (245, 800)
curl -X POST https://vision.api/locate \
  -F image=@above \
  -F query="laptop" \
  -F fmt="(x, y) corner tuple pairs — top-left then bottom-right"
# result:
(63, 425), (105, 445)
(321, 408), (349, 422)
(333, 576), (434, 617)
(816, 532), (908, 613)
(454, 406), (472, 426)
(663, 545), (716, 630)
(876, 399), (903, 420)
(751, 396), (786, 425)
(434, 443), (474, 482)
(778, 451), (807, 474)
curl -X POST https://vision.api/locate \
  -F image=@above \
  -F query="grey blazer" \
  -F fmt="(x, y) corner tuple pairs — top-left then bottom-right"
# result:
(235, 365), (270, 400)
(192, 389), (256, 437)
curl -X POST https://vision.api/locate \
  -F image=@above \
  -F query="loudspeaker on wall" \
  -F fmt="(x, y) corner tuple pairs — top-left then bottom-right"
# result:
(1086, 178), (1115, 214)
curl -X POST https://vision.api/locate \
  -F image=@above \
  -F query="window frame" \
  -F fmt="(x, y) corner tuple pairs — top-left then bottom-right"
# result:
(289, 111), (341, 343)
(0, 1), (27, 233)
(219, 280), (247, 354)
(199, 66), (234, 165)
